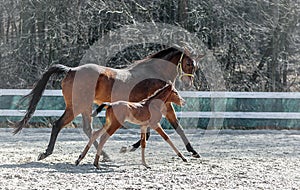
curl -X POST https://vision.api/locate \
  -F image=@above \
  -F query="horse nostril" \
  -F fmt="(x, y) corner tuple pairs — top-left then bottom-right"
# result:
(181, 99), (186, 106)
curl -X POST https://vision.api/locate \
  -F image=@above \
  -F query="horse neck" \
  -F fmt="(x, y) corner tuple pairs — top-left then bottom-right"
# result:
(131, 57), (179, 82)
(145, 86), (171, 104)
(154, 51), (181, 79)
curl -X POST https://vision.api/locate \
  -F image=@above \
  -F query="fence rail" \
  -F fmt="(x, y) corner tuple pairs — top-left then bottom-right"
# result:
(2, 89), (300, 99)
(1, 89), (300, 119)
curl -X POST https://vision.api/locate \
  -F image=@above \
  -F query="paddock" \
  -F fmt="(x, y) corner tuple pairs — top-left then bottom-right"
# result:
(1, 90), (300, 189)
(0, 128), (299, 189)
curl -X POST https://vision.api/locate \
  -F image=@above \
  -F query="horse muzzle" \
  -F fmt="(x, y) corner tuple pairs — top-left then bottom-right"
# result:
(180, 98), (186, 106)
(181, 75), (194, 89)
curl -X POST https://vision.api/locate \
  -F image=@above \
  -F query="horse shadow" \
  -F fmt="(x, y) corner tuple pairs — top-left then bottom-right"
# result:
(0, 161), (124, 174)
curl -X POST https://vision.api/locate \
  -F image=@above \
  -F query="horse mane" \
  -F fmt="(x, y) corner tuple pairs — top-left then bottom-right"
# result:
(140, 83), (172, 103)
(147, 47), (181, 59)
(132, 47), (182, 65)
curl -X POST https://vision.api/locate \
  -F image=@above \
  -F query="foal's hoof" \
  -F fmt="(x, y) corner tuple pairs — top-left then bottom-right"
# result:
(37, 152), (49, 161)
(182, 157), (188, 162)
(143, 164), (151, 169)
(75, 159), (80, 166)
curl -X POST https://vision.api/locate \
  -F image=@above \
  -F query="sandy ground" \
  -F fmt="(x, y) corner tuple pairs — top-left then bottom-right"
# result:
(0, 127), (299, 190)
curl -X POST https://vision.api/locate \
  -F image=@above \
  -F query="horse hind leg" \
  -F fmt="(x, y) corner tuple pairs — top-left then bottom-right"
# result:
(38, 107), (75, 160)
(93, 123), (119, 169)
(120, 127), (151, 153)
(82, 113), (111, 161)
(93, 132), (110, 169)
(75, 127), (106, 166)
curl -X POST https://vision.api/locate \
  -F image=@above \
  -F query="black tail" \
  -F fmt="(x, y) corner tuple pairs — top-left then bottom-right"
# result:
(12, 64), (71, 134)
(91, 103), (109, 117)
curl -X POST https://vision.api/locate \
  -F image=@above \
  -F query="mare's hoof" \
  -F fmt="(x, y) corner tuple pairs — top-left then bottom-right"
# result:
(94, 163), (100, 170)
(90, 111), (98, 117)
(182, 157), (188, 162)
(129, 146), (137, 152)
(119, 146), (137, 153)
(192, 152), (201, 158)
(37, 152), (49, 161)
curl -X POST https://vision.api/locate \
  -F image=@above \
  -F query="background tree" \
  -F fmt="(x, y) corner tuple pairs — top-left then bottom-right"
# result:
(0, 0), (299, 92)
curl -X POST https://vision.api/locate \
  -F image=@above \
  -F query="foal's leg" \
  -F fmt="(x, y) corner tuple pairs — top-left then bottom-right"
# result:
(120, 127), (150, 153)
(125, 104), (200, 158)
(38, 107), (74, 160)
(75, 127), (106, 166)
(141, 126), (151, 169)
(82, 112), (110, 161)
(152, 123), (187, 162)
(93, 123), (120, 169)
(164, 103), (200, 158)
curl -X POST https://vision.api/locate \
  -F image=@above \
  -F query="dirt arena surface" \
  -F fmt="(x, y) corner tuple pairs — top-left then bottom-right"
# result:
(0, 128), (299, 189)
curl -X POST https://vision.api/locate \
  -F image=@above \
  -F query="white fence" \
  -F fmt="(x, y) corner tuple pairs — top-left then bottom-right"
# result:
(1, 89), (300, 119)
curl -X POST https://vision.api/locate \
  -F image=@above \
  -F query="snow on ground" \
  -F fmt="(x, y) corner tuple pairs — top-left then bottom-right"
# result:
(0, 128), (299, 189)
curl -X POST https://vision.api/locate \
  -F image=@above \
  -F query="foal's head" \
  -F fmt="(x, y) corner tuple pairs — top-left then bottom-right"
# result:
(165, 84), (185, 106)
(149, 82), (185, 106)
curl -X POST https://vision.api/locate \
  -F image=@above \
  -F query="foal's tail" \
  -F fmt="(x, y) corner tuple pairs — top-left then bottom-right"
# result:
(13, 64), (71, 134)
(91, 103), (110, 117)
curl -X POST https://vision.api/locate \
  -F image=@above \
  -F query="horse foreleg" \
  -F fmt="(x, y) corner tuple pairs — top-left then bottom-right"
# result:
(38, 108), (74, 160)
(165, 103), (200, 158)
(82, 113), (110, 161)
(152, 123), (187, 162)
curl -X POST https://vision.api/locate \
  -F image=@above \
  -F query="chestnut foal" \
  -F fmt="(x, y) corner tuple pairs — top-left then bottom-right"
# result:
(75, 83), (187, 169)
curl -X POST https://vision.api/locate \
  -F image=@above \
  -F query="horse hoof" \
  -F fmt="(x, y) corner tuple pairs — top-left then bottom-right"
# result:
(90, 111), (98, 117)
(129, 146), (137, 152)
(192, 152), (201, 158)
(143, 164), (151, 169)
(75, 159), (81, 166)
(37, 153), (48, 161)
(119, 146), (127, 153)
(120, 146), (137, 153)
(94, 163), (100, 170)
(182, 157), (188, 162)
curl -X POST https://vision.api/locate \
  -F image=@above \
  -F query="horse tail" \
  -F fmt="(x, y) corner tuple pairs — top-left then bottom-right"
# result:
(13, 64), (71, 134)
(91, 103), (110, 117)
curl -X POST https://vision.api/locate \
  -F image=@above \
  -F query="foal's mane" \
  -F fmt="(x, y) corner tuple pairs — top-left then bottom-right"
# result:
(140, 84), (172, 103)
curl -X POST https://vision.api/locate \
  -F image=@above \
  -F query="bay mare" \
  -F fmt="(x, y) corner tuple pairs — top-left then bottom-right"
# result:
(13, 47), (201, 161)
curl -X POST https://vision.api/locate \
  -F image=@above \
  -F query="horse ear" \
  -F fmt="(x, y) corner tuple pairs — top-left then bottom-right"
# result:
(183, 47), (191, 57)
(195, 54), (205, 62)
(166, 80), (173, 85)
